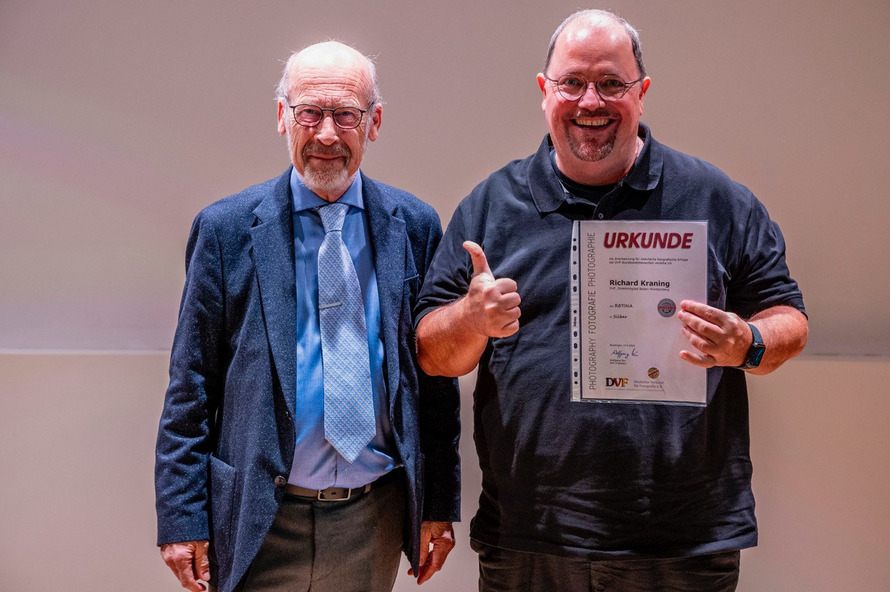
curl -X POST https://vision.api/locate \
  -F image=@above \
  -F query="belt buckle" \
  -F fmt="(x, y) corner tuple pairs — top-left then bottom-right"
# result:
(317, 487), (351, 502)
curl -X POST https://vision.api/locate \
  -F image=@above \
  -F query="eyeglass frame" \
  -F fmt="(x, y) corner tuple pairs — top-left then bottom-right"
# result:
(283, 100), (375, 130)
(542, 74), (644, 102)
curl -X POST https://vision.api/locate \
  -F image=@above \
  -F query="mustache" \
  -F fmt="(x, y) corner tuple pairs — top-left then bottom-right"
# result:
(302, 143), (351, 160)
(572, 107), (615, 118)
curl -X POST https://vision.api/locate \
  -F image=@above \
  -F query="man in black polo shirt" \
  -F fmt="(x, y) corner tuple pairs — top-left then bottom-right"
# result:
(414, 9), (808, 591)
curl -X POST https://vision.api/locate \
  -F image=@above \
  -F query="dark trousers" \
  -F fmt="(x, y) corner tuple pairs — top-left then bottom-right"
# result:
(474, 540), (740, 592)
(234, 478), (405, 592)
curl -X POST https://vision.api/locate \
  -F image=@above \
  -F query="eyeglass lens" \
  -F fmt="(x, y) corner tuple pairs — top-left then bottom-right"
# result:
(292, 104), (364, 129)
(554, 75), (635, 100)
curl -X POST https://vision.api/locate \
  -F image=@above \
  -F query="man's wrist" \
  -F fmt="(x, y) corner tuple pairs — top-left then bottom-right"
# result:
(735, 322), (765, 370)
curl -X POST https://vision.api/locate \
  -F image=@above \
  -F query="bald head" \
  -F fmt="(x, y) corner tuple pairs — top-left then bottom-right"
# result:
(544, 10), (645, 80)
(276, 41), (380, 106)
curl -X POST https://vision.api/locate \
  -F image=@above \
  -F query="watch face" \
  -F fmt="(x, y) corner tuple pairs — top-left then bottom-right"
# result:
(743, 323), (765, 368)
(749, 344), (766, 367)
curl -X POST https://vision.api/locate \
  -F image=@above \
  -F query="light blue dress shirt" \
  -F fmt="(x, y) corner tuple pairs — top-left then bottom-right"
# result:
(288, 169), (398, 489)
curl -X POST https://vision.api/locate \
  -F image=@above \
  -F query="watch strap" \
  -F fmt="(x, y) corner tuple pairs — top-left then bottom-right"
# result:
(735, 322), (765, 370)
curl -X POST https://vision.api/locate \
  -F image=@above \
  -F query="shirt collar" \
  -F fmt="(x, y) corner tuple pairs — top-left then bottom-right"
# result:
(622, 123), (661, 193)
(290, 167), (365, 213)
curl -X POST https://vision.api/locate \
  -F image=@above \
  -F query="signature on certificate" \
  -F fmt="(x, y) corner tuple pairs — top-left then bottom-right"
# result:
(611, 347), (639, 360)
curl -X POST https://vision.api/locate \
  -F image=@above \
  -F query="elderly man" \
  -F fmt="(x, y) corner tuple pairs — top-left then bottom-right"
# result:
(155, 41), (460, 592)
(415, 10), (807, 592)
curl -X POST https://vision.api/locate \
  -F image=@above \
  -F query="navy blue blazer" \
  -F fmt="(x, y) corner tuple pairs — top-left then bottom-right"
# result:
(155, 169), (461, 592)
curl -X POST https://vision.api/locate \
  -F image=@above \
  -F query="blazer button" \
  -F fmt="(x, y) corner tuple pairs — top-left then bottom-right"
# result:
(274, 476), (287, 486)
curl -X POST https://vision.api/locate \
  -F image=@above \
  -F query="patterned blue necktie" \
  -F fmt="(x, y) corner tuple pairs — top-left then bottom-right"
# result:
(317, 203), (376, 462)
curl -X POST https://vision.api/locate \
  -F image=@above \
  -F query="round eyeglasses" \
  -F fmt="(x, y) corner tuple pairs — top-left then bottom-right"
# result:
(544, 74), (643, 102)
(286, 102), (372, 129)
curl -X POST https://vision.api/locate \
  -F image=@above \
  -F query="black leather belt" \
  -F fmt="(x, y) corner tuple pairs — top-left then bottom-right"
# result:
(284, 469), (401, 502)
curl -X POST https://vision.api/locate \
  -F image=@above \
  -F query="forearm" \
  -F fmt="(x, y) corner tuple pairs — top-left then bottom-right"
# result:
(416, 298), (489, 377)
(746, 305), (808, 375)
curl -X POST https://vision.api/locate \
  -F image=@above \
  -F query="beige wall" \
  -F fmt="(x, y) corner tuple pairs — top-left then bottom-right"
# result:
(1, 0), (889, 354)
(1, 355), (888, 591)
(2, 0), (889, 590)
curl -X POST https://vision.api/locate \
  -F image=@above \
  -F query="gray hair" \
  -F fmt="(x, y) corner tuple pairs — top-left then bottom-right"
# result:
(543, 9), (646, 79)
(274, 43), (382, 106)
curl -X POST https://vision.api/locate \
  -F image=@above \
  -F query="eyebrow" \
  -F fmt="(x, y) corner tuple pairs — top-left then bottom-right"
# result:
(556, 68), (625, 77)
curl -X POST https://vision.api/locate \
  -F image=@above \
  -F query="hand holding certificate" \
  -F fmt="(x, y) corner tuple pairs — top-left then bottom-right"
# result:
(677, 299), (752, 369)
(570, 220), (708, 405)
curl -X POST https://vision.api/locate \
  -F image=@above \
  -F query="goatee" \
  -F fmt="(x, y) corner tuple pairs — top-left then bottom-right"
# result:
(301, 143), (352, 197)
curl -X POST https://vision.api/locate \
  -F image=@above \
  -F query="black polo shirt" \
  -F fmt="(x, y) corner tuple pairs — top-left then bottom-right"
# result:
(416, 124), (805, 559)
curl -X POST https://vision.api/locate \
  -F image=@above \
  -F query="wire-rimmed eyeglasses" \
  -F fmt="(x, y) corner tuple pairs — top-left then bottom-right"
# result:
(543, 74), (643, 102)
(285, 101), (373, 129)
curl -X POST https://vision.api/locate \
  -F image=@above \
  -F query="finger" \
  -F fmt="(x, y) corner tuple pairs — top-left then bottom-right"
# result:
(428, 537), (455, 571)
(680, 310), (729, 348)
(175, 557), (203, 592)
(492, 277), (519, 297)
(417, 536), (455, 584)
(415, 552), (440, 584)
(680, 299), (713, 317)
(678, 306), (716, 332)
(679, 300), (720, 326)
(417, 542), (429, 574)
(463, 241), (492, 278)
(417, 523), (455, 584)
(488, 288), (521, 314)
(680, 300), (738, 332)
(195, 541), (211, 583)
(491, 308), (521, 336)
(485, 304), (521, 338)
(680, 325), (714, 352)
(161, 544), (205, 592)
(416, 563), (435, 584)
(679, 349), (715, 368)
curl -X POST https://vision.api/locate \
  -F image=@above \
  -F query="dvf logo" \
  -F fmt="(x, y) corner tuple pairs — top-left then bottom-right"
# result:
(605, 377), (629, 387)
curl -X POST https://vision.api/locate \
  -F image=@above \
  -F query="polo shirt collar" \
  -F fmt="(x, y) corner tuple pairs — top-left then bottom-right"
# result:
(624, 123), (661, 193)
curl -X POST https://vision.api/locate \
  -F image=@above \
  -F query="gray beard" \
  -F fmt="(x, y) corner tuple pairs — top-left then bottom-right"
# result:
(301, 160), (352, 197)
(290, 127), (369, 198)
(567, 125), (617, 162)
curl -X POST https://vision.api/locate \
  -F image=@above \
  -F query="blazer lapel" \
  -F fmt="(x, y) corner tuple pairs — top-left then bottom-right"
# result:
(363, 175), (408, 411)
(250, 170), (297, 418)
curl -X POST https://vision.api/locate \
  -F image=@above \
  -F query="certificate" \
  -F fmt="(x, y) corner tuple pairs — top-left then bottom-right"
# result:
(570, 220), (707, 405)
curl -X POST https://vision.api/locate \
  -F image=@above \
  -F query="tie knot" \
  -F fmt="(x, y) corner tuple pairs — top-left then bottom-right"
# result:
(319, 203), (349, 233)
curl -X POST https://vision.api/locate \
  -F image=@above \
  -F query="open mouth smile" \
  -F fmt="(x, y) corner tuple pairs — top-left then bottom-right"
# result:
(572, 116), (613, 128)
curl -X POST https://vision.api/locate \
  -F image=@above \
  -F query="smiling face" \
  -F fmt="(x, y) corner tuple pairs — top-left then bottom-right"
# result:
(277, 42), (382, 201)
(537, 16), (650, 186)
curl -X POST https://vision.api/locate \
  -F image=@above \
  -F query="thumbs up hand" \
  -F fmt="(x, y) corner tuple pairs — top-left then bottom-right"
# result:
(462, 241), (521, 338)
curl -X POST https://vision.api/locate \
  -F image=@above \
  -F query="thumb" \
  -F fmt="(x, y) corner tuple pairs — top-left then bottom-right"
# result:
(463, 241), (492, 278)
(195, 541), (210, 582)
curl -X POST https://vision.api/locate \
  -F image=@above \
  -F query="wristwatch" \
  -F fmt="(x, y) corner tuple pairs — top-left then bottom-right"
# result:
(736, 323), (765, 370)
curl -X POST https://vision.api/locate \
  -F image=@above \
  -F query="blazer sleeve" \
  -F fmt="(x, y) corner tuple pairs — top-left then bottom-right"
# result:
(155, 211), (225, 545)
(413, 212), (461, 522)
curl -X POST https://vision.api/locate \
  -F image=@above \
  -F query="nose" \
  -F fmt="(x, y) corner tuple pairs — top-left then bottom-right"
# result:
(314, 113), (339, 145)
(577, 83), (605, 108)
